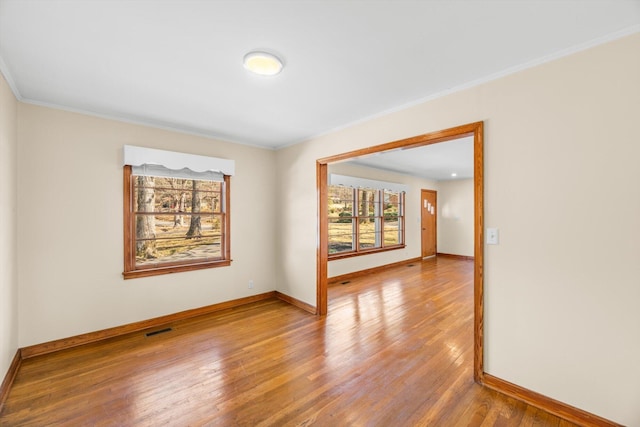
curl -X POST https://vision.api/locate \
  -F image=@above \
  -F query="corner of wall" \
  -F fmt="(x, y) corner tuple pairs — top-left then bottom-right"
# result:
(0, 68), (19, 383)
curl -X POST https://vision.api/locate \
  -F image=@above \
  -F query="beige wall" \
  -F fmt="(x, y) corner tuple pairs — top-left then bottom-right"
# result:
(0, 72), (18, 381)
(276, 33), (640, 425)
(437, 178), (474, 257)
(16, 104), (278, 347)
(327, 162), (437, 278)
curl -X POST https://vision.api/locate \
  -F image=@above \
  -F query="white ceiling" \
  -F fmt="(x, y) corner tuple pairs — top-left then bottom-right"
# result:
(348, 136), (474, 181)
(0, 1), (638, 149)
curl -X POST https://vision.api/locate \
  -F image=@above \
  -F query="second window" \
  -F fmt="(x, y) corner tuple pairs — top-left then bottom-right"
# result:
(328, 185), (405, 258)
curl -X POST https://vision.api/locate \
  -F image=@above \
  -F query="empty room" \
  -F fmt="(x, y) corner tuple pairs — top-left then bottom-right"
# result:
(1, 1), (639, 425)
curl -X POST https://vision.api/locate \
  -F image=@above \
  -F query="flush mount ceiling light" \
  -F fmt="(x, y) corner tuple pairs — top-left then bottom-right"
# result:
(243, 51), (283, 76)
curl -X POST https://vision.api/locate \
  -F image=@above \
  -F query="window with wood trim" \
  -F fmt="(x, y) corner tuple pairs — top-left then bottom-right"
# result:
(123, 165), (230, 279)
(328, 185), (405, 258)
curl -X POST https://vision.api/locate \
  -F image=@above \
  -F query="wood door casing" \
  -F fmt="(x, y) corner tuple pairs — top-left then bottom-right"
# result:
(317, 120), (484, 384)
(421, 189), (437, 258)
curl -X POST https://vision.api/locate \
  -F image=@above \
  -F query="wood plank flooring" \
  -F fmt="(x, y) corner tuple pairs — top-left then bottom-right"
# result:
(1, 258), (578, 426)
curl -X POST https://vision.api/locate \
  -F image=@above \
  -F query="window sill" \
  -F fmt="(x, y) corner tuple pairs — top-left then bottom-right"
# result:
(123, 259), (232, 279)
(328, 245), (405, 261)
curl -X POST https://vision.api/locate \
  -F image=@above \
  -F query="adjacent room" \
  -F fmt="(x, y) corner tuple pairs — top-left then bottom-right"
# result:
(1, 1), (639, 425)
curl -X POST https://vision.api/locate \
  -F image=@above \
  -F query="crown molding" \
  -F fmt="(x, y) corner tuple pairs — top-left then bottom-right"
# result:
(0, 55), (22, 101)
(284, 25), (640, 149)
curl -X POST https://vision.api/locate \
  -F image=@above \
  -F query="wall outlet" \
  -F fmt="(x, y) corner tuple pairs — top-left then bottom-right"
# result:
(486, 228), (499, 245)
(248, 280), (254, 289)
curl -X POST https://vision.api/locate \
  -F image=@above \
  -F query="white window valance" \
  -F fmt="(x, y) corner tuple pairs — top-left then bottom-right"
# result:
(123, 145), (235, 181)
(329, 174), (408, 193)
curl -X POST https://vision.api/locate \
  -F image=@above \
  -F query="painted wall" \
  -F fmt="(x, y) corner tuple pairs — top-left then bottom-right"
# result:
(437, 178), (474, 257)
(0, 72), (18, 381)
(275, 33), (640, 425)
(16, 104), (277, 347)
(326, 162), (437, 278)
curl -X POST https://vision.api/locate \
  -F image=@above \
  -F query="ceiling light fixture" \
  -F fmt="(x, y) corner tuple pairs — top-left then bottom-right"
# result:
(451, 173), (457, 177)
(243, 51), (283, 76)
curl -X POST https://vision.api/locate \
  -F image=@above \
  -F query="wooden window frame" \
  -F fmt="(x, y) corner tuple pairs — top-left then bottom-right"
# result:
(122, 165), (231, 279)
(328, 186), (405, 260)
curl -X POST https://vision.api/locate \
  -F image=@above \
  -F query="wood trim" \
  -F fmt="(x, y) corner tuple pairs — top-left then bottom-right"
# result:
(275, 291), (316, 314)
(0, 349), (21, 413)
(437, 253), (474, 261)
(123, 259), (232, 279)
(223, 174), (231, 262)
(483, 374), (623, 427)
(401, 191), (406, 250)
(317, 162), (328, 315)
(328, 257), (422, 285)
(316, 122), (479, 164)
(20, 292), (277, 359)
(473, 121), (484, 383)
(328, 244), (406, 261)
(316, 121), (484, 383)
(123, 165), (134, 274)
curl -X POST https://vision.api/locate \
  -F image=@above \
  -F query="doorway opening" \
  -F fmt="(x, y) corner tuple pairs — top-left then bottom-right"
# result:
(316, 121), (484, 382)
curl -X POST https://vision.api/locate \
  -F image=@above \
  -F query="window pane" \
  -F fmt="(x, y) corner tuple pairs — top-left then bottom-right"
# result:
(136, 236), (222, 267)
(329, 218), (354, 254)
(328, 186), (354, 220)
(358, 220), (380, 249)
(133, 176), (158, 213)
(382, 190), (400, 243)
(329, 185), (353, 200)
(208, 193), (222, 213)
(133, 176), (223, 214)
(358, 188), (376, 217)
(383, 217), (401, 246)
(201, 215), (223, 234)
(134, 214), (224, 265)
(196, 180), (221, 192)
(135, 214), (222, 237)
(383, 190), (400, 215)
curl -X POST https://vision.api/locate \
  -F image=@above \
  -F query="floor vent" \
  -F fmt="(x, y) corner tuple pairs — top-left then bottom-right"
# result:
(341, 281), (351, 285)
(145, 327), (173, 337)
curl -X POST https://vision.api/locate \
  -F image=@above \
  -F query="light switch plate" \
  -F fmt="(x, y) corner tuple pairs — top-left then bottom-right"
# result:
(486, 228), (499, 245)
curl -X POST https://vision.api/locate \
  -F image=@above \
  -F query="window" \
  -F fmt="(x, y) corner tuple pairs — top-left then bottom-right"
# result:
(328, 184), (405, 258)
(122, 146), (233, 279)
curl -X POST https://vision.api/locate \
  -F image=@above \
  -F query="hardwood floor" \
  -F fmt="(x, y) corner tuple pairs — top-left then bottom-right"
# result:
(1, 258), (578, 426)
